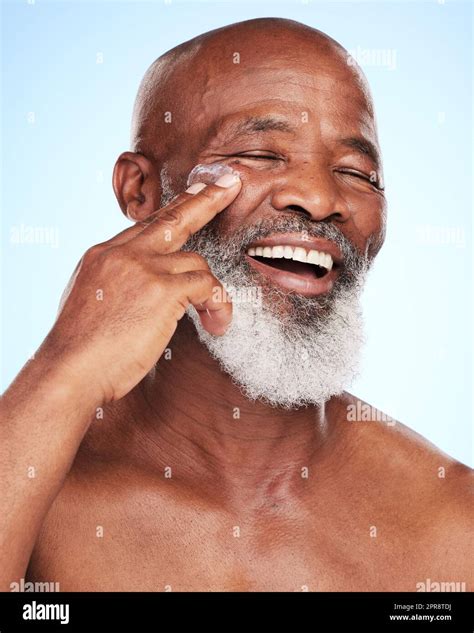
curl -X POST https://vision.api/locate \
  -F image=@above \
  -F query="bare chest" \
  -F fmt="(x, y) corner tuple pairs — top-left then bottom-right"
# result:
(27, 499), (424, 592)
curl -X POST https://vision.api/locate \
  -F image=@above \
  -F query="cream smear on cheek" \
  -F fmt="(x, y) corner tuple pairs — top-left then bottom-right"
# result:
(186, 162), (241, 188)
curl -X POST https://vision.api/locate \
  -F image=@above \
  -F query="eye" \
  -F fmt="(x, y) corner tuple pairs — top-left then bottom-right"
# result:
(232, 152), (280, 161)
(335, 168), (384, 191)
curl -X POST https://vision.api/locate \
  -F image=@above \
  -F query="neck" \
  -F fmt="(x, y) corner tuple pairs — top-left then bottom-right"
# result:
(123, 318), (350, 510)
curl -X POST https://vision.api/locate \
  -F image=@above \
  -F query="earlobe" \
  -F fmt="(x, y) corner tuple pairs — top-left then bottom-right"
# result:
(112, 151), (161, 221)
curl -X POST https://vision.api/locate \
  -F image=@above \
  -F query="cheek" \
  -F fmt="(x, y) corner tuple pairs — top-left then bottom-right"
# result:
(368, 202), (387, 257)
(341, 190), (386, 257)
(216, 186), (266, 237)
(224, 175), (270, 228)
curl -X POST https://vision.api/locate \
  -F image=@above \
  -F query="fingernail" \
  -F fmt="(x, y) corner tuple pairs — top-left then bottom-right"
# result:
(215, 173), (241, 188)
(186, 182), (207, 194)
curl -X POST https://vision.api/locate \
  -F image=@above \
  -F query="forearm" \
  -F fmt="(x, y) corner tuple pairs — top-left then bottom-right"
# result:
(0, 354), (98, 588)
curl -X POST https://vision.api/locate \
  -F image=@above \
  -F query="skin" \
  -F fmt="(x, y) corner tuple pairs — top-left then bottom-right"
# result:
(1, 18), (472, 592)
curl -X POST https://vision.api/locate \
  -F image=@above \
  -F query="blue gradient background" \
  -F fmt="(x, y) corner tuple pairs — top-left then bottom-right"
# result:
(1, 0), (472, 465)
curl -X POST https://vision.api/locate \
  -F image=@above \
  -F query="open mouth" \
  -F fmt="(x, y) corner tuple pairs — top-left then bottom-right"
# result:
(247, 245), (333, 279)
(245, 241), (341, 297)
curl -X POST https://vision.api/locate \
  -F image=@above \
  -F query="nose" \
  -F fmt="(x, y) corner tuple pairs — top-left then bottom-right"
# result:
(270, 163), (351, 223)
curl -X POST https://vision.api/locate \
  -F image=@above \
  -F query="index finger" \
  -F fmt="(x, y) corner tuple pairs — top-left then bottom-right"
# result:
(130, 173), (242, 253)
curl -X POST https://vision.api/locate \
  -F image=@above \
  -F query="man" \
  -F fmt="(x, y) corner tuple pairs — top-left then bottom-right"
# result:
(1, 17), (471, 592)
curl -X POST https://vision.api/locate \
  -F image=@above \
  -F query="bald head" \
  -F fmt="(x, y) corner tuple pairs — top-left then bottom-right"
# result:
(130, 18), (375, 166)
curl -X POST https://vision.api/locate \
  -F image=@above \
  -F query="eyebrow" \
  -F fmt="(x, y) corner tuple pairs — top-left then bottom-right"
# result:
(339, 137), (381, 170)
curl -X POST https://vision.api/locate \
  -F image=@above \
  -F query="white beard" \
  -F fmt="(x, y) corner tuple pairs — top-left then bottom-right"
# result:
(184, 216), (368, 410)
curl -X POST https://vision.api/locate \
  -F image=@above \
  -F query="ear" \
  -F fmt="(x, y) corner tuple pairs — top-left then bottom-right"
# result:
(112, 151), (162, 221)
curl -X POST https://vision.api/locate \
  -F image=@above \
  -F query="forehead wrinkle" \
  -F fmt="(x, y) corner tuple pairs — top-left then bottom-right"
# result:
(196, 68), (375, 142)
(211, 115), (298, 145)
(200, 68), (367, 108)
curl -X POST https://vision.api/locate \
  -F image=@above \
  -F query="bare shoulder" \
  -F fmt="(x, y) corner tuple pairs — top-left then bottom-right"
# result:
(339, 393), (473, 584)
(340, 391), (472, 483)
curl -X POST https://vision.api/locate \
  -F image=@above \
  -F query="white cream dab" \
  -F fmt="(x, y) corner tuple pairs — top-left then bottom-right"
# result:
(186, 163), (239, 188)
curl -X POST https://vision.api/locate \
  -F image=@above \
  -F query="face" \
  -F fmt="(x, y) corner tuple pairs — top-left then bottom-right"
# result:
(160, 33), (386, 407)
(162, 42), (386, 306)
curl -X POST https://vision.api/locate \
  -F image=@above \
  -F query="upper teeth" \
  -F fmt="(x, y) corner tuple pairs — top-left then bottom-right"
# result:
(247, 245), (333, 271)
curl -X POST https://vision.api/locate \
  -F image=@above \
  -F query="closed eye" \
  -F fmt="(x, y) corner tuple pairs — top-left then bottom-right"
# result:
(232, 152), (280, 161)
(336, 168), (385, 191)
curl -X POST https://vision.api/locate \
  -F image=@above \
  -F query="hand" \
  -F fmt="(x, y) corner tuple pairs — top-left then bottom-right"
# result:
(42, 173), (242, 405)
